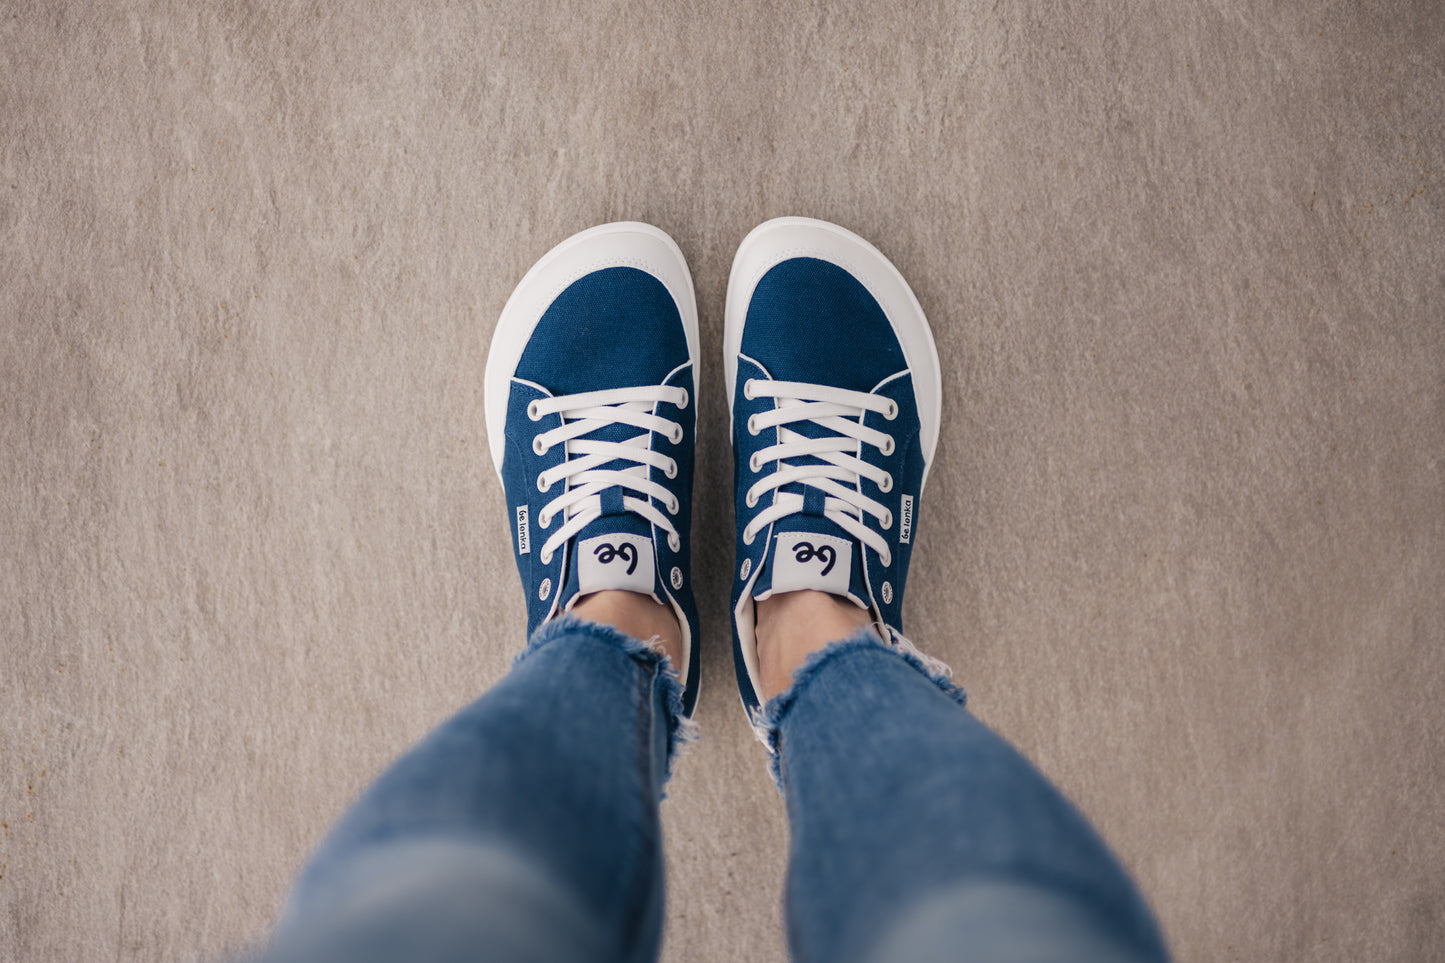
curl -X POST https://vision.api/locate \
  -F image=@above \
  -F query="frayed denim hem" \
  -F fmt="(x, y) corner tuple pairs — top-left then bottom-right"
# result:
(753, 629), (966, 787)
(517, 615), (697, 783)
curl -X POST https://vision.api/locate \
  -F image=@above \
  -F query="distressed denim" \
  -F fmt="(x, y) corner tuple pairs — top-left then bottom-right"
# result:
(764, 633), (1170, 963)
(259, 616), (683, 963)
(257, 621), (1168, 963)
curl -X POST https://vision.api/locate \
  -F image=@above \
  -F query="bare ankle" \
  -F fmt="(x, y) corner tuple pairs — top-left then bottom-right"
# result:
(571, 591), (684, 673)
(754, 590), (874, 701)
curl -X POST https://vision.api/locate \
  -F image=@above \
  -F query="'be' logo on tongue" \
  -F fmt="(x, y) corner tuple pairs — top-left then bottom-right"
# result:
(791, 541), (836, 576)
(578, 534), (654, 595)
(594, 542), (638, 575)
(771, 532), (851, 596)
(774, 529), (849, 595)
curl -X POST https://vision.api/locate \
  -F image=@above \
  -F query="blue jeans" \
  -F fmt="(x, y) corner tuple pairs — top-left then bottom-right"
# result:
(258, 618), (1169, 963)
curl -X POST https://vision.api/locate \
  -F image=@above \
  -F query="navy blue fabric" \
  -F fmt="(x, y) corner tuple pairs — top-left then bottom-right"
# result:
(740, 259), (906, 391)
(499, 267), (699, 714)
(730, 257), (928, 712)
(502, 379), (568, 630)
(515, 268), (687, 394)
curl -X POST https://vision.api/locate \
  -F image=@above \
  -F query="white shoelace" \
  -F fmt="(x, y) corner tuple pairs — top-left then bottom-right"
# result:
(527, 385), (688, 565)
(741, 378), (899, 566)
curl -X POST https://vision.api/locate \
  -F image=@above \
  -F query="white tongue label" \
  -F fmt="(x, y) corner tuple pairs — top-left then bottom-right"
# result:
(577, 533), (655, 596)
(771, 532), (852, 595)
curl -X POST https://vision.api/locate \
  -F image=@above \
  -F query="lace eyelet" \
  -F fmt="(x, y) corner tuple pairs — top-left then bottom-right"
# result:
(664, 460), (678, 479)
(675, 389), (689, 410)
(533, 437), (548, 456)
(669, 534), (681, 552)
(745, 490), (758, 508)
(743, 379), (757, 400)
(668, 496), (680, 514)
(742, 528), (756, 547)
(747, 414), (760, 436)
(669, 425), (684, 444)
(538, 512), (552, 530)
(880, 511), (893, 530)
(879, 473), (893, 493)
(879, 437), (895, 456)
(884, 400), (898, 420)
(536, 476), (550, 493)
(749, 453), (762, 473)
(527, 400), (542, 421)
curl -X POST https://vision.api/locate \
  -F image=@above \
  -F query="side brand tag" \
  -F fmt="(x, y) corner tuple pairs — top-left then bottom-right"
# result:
(899, 495), (914, 545)
(516, 506), (530, 555)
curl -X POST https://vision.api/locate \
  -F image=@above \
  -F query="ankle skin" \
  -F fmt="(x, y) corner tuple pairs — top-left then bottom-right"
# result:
(572, 591), (683, 673)
(755, 590), (875, 701)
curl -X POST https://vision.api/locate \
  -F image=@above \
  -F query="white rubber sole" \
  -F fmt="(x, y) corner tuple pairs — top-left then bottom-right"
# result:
(484, 222), (701, 478)
(723, 216), (943, 489)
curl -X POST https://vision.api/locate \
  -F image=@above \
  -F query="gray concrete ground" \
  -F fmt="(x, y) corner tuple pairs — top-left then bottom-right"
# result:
(2, 2), (1441, 960)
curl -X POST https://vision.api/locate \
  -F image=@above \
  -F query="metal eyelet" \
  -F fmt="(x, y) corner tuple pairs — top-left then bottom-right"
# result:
(536, 476), (550, 493)
(669, 533), (681, 551)
(880, 511), (893, 530)
(883, 400), (898, 420)
(749, 453), (763, 473)
(538, 512), (552, 530)
(669, 424), (684, 444)
(671, 566), (683, 589)
(668, 495), (680, 514)
(527, 400), (542, 421)
(740, 558), (752, 579)
(538, 577), (552, 600)
(745, 489), (758, 508)
(881, 581), (893, 604)
(743, 379), (757, 400)
(747, 414), (760, 436)
(742, 528), (755, 547)
(664, 459), (678, 479)
(879, 436), (894, 456)
(879, 473), (893, 493)
(676, 389), (689, 409)
(533, 437), (547, 456)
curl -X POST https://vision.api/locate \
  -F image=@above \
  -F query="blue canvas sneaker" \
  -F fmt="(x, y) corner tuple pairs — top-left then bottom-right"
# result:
(725, 217), (943, 727)
(484, 222), (701, 716)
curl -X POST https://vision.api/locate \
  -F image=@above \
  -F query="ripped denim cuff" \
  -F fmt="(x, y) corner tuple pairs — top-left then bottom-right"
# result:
(752, 629), (966, 787)
(518, 614), (698, 781)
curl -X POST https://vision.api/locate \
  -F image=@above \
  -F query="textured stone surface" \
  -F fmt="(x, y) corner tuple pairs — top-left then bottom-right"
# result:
(1, 1), (1441, 960)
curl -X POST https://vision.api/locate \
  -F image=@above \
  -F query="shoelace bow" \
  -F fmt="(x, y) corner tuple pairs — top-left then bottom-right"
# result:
(527, 385), (688, 566)
(741, 378), (899, 566)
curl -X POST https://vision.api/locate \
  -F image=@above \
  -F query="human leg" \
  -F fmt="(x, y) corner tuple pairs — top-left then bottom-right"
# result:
(262, 222), (702, 963)
(762, 615), (1169, 963)
(265, 611), (684, 963)
(725, 218), (1167, 963)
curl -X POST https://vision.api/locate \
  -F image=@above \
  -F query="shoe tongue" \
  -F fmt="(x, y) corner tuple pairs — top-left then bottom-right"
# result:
(750, 413), (868, 603)
(559, 482), (660, 609)
(750, 491), (866, 605)
(556, 414), (664, 607)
